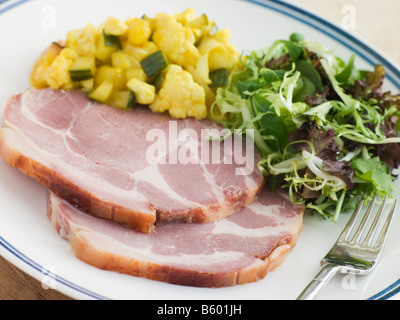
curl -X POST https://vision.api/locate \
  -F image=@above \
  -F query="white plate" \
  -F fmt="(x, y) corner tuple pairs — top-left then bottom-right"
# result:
(1, 0), (400, 300)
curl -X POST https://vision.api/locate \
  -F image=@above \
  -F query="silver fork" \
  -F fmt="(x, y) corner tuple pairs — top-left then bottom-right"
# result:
(297, 195), (397, 300)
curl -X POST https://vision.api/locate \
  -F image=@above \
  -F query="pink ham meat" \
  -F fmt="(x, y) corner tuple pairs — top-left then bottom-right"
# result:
(47, 188), (304, 288)
(0, 88), (264, 233)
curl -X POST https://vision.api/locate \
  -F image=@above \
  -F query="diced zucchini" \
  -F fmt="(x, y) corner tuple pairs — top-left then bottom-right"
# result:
(185, 13), (209, 29)
(88, 80), (114, 103)
(186, 14), (212, 44)
(151, 73), (164, 92)
(80, 79), (94, 92)
(95, 65), (126, 91)
(111, 90), (137, 109)
(103, 29), (122, 49)
(96, 31), (119, 63)
(125, 68), (147, 82)
(51, 42), (64, 49)
(195, 52), (211, 85)
(69, 56), (96, 81)
(140, 50), (168, 78)
(141, 14), (155, 41)
(111, 51), (141, 70)
(209, 68), (228, 88)
(141, 14), (156, 30)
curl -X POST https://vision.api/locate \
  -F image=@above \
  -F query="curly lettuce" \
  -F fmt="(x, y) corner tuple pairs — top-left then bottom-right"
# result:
(211, 34), (400, 222)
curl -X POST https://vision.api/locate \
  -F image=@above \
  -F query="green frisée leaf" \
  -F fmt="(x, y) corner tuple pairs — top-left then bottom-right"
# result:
(251, 94), (288, 151)
(259, 69), (286, 83)
(302, 101), (334, 124)
(278, 40), (305, 62)
(236, 78), (266, 98)
(336, 52), (356, 83)
(211, 33), (400, 222)
(351, 157), (397, 197)
(295, 59), (323, 91)
(261, 39), (304, 66)
(293, 76), (317, 102)
(320, 58), (357, 107)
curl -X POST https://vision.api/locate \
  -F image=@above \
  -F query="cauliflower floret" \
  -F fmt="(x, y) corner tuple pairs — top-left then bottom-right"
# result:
(198, 29), (240, 71)
(30, 42), (63, 89)
(104, 16), (128, 36)
(66, 23), (96, 56)
(175, 7), (197, 25)
(152, 13), (200, 69)
(150, 64), (206, 120)
(46, 48), (78, 89)
(127, 78), (155, 104)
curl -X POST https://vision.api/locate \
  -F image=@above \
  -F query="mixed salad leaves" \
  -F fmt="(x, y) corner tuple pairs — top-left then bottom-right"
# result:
(212, 33), (400, 222)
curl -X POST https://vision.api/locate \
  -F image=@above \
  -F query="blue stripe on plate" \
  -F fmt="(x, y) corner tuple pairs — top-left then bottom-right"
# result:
(368, 279), (400, 300)
(0, 0), (30, 15)
(0, 236), (110, 300)
(0, 0), (399, 300)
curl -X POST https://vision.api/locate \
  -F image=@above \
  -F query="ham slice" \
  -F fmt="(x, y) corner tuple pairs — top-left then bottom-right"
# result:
(0, 88), (264, 232)
(47, 188), (304, 287)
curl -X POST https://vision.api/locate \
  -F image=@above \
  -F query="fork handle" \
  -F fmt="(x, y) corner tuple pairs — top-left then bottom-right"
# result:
(296, 264), (342, 300)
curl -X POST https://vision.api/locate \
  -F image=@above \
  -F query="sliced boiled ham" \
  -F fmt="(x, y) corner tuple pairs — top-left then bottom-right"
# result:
(47, 188), (304, 287)
(0, 88), (264, 233)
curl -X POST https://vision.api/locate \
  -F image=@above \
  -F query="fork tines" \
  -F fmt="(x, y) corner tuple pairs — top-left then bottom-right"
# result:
(339, 195), (397, 248)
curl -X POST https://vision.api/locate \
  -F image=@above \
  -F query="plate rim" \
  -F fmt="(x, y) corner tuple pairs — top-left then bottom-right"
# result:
(0, 0), (399, 300)
(0, 236), (110, 300)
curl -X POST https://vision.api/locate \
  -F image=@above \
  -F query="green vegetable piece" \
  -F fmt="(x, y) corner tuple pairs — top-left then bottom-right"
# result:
(277, 40), (304, 62)
(126, 91), (137, 109)
(351, 157), (397, 197)
(336, 53), (356, 83)
(259, 69), (286, 83)
(69, 69), (93, 82)
(141, 14), (155, 42)
(141, 14), (155, 27)
(251, 94), (288, 151)
(103, 29), (122, 50)
(293, 76), (304, 98)
(51, 41), (64, 49)
(186, 14), (211, 45)
(140, 50), (169, 78)
(69, 56), (95, 81)
(289, 33), (304, 43)
(294, 76), (316, 102)
(185, 13), (209, 29)
(112, 90), (137, 109)
(209, 68), (228, 88)
(151, 73), (164, 91)
(236, 78), (266, 98)
(295, 60), (323, 90)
